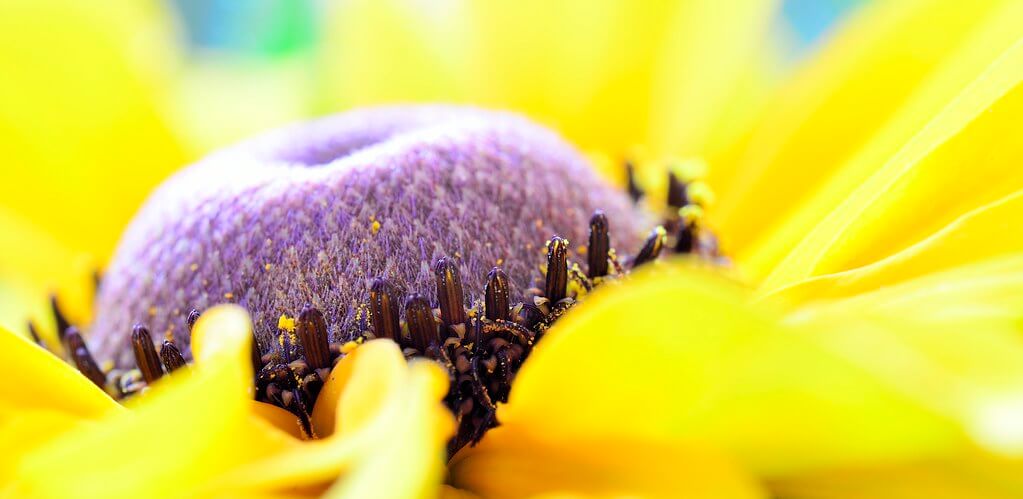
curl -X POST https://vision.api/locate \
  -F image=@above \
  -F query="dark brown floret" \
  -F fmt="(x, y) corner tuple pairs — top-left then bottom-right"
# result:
(66, 328), (106, 389)
(587, 211), (611, 278)
(369, 278), (401, 341)
(159, 340), (188, 373)
(544, 237), (569, 303)
(296, 306), (331, 371)
(131, 325), (164, 384)
(484, 268), (510, 322)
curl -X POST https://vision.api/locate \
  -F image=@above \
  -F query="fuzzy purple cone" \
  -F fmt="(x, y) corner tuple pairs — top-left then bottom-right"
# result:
(91, 106), (646, 366)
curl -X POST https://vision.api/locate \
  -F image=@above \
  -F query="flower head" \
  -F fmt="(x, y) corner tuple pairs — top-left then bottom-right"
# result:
(91, 106), (645, 367)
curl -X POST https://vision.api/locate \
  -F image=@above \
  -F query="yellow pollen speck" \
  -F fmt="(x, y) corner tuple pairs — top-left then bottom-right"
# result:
(371, 220), (381, 235)
(101, 360), (114, 372)
(147, 307), (157, 317)
(496, 258), (504, 266)
(264, 263), (273, 271)
(534, 219), (544, 228)
(278, 314), (296, 332)
(224, 292), (234, 300)
(577, 246), (588, 255)
(189, 263), (198, 272)
(686, 181), (716, 207)
(679, 204), (704, 225)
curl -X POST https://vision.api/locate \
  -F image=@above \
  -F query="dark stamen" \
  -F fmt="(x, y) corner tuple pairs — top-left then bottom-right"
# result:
(587, 211), (610, 278)
(27, 321), (45, 349)
(434, 257), (467, 326)
(131, 324), (164, 384)
(625, 160), (644, 203)
(545, 236), (569, 303)
(185, 308), (201, 332)
(676, 222), (695, 253)
(296, 306), (331, 370)
(633, 226), (667, 268)
(484, 268), (510, 322)
(66, 328), (106, 389)
(50, 295), (71, 340)
(404, 294), (436, 352)
(667, 170), (687, 209)
(159, 340), (187, 372)
(369, 278), (400, 341)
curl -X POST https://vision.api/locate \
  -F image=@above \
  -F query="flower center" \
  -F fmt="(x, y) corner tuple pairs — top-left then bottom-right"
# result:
(39, 106), (720, 450)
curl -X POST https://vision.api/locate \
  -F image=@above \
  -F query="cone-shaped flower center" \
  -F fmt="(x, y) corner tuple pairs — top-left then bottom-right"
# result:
(91, 106), (645, 367)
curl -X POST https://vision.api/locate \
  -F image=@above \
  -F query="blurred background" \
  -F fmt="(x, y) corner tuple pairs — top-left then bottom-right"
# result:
(0, 0), (862, 332)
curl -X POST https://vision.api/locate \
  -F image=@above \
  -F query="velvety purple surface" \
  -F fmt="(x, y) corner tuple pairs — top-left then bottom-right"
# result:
(91, 106), (646, 366)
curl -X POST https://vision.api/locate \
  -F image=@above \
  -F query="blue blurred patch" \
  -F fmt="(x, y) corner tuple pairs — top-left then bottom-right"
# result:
(783, 0), (864, 44)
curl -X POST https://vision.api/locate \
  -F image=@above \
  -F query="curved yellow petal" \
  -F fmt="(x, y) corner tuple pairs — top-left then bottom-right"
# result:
(6, 305), (295, 499)
(449, 425), (763, 499)
(763, 36), (1023, 291)
(470, 262), (972, 486)
(766, 190), (1023, 304)
(742, 1), (1023, 281)
(0, 0), (186, 264)
(713, 0), (1015, 258)
(327, 360), (453, 499)
(211, 340), (452, 496)
(0, 325), (118, 418)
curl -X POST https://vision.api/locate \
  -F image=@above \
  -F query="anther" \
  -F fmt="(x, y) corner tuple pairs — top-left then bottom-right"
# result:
(295, 305), (331, 370)
(27, 321), (45, 349)
(66, 328), (106, 389)
(587, 211), (610, 278)
(667, 170), (687, 209)
(159, 340), (187, 373)
(131, 324), (164, 384)
(185, 309), (201, 332)
(545, 236), (569, 303)
(633, 226), (667, 268)
(369, 278), (401, 341)
(404, 294), (437, 352)
(434, 257), (467, 326)
(625, 160), (644, 203)
(50, 295), (71, 340)
(484, 267), (510, 322)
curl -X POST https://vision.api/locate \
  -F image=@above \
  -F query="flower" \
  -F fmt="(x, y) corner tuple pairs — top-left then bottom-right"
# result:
(4, 1), (1023, 499)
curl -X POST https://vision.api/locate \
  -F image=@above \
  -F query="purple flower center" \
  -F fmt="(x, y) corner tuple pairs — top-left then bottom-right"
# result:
(91, 106), (645, 366)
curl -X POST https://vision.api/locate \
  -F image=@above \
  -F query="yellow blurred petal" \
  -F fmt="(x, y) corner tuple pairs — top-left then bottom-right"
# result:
(714, 0), (1015, 259)
(763, 36), (1023, 291)
(767, 190), (1023, 304)
(327, 360), (453, 499)
(0, 0), (186, 264)
(0, 409), (92, 484)
(323, 0), (776, 165)
(450, 426), (764, 499)
(7, 305), (294, 498)
(495, 262), (976, 480)
(0, 206), (95, 338)
(0, 325), (118, 418)
(742, 1), (1023, 281)
(252, 401), (306, 440)
(787, 276), (1023, 457)
(211, 340), (444, 492)
(769, 454), (1023, 499)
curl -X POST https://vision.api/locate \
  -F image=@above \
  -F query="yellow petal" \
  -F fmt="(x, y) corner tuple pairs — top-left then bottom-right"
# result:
(742, 1), (1023, 281)
(0, 325), (118, 418)
(713, 0), (1016, 260)
(327, 360), (454, 499)
(768, 454), (1023, 499)
(7, 305), (295, 498)
(473, 262), (967, 483)
(449, 425), (764, 499)
(210, 340), (450, 493)
(0, 0), (185, 263)
(766, 190), (1023, 304)
(0, 206), (95, 339)
(763, 36), (1023, 291)
(322, 0), (777, 167)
